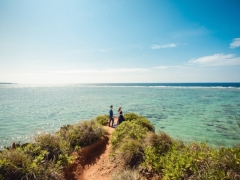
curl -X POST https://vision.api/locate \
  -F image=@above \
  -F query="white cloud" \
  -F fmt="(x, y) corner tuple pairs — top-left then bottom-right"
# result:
(151, 43), (177, 49)
(188, 54), (240, 66)
(230, 38), (240, 49)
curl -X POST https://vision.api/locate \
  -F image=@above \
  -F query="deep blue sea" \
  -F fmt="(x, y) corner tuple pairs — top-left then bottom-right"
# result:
(0, 83), (240, 149)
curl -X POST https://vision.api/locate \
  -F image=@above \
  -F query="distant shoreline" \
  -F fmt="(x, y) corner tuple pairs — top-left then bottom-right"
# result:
(0, 82), (239, 88)
(0, 82), (17, 84)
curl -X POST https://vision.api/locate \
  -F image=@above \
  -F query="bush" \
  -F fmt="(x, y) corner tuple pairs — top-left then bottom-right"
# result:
(95, 115), (109, 125)
(144, 131), (173, 155)
(191, 146), (240, 180)
(124, 113), (155, 132)
(116, 114), (240, 179)
(58, 120), (107, 147)
(35, 133), (70, 161)
(142, 140), (240, 180)
(111, 121), (148, 151)
(110, 120), (151, 168)
(0, 148), (33, 180)
(124, 112), (140, 121)
(160, 142), (200, 179)
(111, 169), (142, 180)
(110, 113), (155, 169)
(0, 119), (107, 180)
(217, 147), (240, 178)
(115, 139), (144, 168)
(0, 144), (66, 180)
(142, 131), (173, 172)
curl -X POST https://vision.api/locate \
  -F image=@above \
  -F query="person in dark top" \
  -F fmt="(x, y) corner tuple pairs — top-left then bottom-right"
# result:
(109, 105), (114, 127)
(117, 107), (124, 125)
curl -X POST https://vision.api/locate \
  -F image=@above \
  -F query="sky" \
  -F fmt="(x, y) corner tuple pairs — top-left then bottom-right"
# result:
(0, 0), (240, 84)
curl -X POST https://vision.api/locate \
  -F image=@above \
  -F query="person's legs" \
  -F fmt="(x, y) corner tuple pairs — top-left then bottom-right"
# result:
(111, 118), (114, 127)
(109, 117), (114, 127)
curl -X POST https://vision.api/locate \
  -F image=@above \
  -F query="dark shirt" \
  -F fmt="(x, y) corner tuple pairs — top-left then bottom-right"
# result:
(109, 109), (113, 118)
(118, 111), (124, 124)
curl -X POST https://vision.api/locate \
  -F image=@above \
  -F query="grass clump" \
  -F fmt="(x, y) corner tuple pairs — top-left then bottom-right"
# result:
(95, 114), (109, 125)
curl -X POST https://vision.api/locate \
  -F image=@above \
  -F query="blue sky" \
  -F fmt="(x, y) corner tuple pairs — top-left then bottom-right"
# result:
(0, 0), (240, 84)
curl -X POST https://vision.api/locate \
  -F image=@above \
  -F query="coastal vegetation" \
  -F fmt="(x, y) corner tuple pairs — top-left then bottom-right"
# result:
(0, 120), (106, 180)
(111, 113), (240, 179)
(95, 114), (109, 125)
(0, 113), (239, 179)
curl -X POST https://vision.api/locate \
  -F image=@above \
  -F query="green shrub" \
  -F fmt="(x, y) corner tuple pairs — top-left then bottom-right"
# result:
(160, 142), (199, 179)
(143, 132), (173, 172)
(124, 113), (154, 132)
(217, 147), (240, 177)
(95, 115), (109, 125)
(142, 139), (240, 180)
(191, 146), (240, 180)
(0, 148), (33, 179)
(115, 139), (144, 168)
(35, 133), (69, 161)
(110, 114), (156, 169)
(111, 169), (142, 180)
(111, 121), (148, 151)
(124, 112), (140, 121)
(0, 144), (66, 180)
(111, 120), (150, 168)
(0, 120), (106, 180)
(58, 120), (106, 147)
(73, 120), (106, 146)
(144, 131), (173, 154)
(108, 114), (240, 179)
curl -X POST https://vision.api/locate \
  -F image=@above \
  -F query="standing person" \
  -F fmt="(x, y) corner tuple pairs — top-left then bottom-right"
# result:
(109, 105), (114, 127)
(117, 107), (124, 125)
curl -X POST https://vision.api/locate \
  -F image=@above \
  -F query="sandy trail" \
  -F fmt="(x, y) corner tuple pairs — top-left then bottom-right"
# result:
(80, 125), (115, 180)
(65, 117), (118, 180)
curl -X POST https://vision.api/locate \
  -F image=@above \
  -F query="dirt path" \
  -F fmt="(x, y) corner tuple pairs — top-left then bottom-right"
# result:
(65, 118), (118, 180)
(81, 125), (115, 180)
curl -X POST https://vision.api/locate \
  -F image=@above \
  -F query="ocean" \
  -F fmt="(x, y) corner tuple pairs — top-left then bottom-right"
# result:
(0, 83), (240, 149)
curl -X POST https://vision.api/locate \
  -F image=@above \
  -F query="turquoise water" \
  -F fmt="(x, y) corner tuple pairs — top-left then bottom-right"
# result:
(0, 83), (240, 149)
